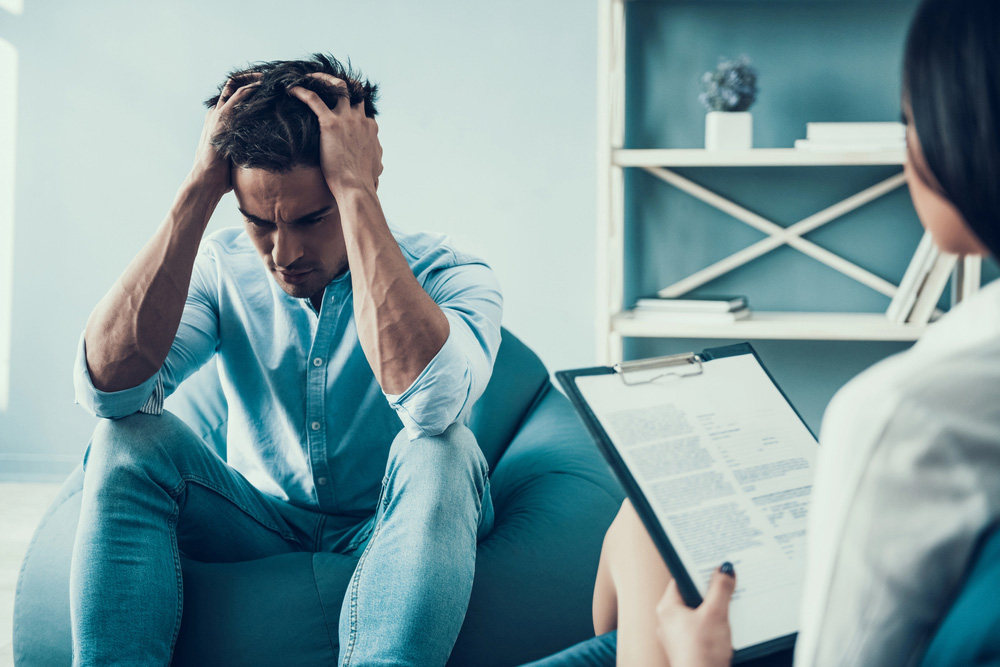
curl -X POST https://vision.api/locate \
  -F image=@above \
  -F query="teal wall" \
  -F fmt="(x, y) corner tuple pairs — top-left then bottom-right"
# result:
(621, 0), (997, 431)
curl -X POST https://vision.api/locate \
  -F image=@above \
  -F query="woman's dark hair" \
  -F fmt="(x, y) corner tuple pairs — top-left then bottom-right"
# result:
(903, 0), (1000, 257)
(204, 53), (379, 172)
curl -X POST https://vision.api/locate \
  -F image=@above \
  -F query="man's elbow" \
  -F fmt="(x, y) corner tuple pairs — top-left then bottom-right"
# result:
(396, 387), (473, 441)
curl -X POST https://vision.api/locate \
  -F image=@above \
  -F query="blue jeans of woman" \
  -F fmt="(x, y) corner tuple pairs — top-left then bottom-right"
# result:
(69, 411), (493, 666)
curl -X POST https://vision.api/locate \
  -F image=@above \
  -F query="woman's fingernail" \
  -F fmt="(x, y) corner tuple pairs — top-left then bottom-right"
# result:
(720, 562), (735, 577)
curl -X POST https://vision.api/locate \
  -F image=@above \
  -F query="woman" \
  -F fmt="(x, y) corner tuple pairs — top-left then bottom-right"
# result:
(530, 0), (1000, 664)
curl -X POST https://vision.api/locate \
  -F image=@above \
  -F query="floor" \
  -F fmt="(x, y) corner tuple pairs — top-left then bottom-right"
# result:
(0, 482), (62, 667)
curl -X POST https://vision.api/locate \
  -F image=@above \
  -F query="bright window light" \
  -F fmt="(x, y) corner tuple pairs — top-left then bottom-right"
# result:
(0, 37), (16, 411)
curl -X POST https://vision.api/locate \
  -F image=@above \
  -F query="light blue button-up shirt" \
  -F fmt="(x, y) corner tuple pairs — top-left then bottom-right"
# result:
(74, 226), (503, 515)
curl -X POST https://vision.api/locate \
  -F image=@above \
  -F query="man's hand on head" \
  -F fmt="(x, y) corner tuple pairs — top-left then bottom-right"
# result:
(189, 73), (262, 197)
(287, 72), (446, 396)
(288, 73), (384, 200)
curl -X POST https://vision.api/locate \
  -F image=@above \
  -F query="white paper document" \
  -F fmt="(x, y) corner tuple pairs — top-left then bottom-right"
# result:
(576, 354), (817, 651)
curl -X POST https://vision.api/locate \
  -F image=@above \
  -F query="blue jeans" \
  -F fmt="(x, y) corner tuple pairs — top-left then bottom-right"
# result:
(69, 411), (493, 666)
(520, 632), (617, 666)
(520, 631), (795, 667)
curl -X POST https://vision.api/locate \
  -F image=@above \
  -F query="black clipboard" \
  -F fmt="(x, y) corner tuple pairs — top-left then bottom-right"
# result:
(556, 342), (814, 664)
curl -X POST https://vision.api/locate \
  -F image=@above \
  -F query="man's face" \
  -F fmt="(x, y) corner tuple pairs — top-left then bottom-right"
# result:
(232, 165), (348, 301)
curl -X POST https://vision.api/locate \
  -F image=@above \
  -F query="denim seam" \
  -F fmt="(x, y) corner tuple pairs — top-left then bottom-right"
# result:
(166, 495), (184, 664)
(477, 454), (492, 540)
(174, 473), (300, 544)
(475, 481), (487, 541)
(341, 516), (384, 667)
(340, 475), (389, 666)
(345, 521), (373, 554)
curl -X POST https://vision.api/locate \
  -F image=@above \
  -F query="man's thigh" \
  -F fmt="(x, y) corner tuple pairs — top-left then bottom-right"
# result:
(84, 410), (313, 563)
(173, 475), (312, 563)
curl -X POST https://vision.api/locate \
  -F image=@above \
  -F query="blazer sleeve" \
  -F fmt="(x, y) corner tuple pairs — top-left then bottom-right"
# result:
(795, 367), (1000, 667)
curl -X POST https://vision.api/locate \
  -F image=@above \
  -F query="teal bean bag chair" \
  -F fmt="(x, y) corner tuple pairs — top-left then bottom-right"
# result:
(919, 523), (1000, 667)
(14, 329), (625, 666)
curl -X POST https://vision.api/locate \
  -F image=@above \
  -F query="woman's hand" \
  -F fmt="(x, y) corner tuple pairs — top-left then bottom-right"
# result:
(656, 563), (736, 667)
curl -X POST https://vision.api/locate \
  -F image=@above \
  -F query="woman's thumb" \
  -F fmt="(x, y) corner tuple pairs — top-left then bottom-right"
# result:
(703, 561), (737, 615)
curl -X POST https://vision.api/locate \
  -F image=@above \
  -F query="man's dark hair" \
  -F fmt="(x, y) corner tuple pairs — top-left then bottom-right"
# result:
(204, 53), (379, 172)
(903, 0), (1000, 257)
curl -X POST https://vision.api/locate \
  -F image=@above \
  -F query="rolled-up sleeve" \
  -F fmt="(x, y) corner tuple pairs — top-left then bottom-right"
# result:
(385, 262), (502, 439)
(73, 250), (221, 419)
(73, 334), (166, 418)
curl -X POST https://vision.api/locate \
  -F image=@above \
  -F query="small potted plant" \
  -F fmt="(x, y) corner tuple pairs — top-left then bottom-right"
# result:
(699, 55), (758, 151)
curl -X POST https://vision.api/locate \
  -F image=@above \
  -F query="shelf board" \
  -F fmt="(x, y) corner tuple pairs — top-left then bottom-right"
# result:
(612, 310), (925, 341)
(613, 148), (906, 167)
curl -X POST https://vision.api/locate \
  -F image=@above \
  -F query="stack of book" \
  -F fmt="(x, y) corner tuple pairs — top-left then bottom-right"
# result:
(886, 231), (957, 325)
(632, 295), (750, 324)
(794, 122), (906, 152)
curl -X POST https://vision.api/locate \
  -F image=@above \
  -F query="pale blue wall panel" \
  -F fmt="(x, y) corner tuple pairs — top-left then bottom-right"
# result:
(0, 0), (597, 479)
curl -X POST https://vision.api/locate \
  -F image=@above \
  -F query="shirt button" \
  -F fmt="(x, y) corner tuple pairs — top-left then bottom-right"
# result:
(313, 357), (323, 366)
(317, 477), (327, 486)
(311, 421), (321, 431)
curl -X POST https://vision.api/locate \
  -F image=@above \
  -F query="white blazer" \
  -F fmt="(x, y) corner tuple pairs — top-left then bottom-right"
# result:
(794, 277), (1000, 666)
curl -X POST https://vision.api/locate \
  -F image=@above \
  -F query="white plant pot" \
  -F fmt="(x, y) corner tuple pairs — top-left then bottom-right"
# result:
(705, 111), (753, 151)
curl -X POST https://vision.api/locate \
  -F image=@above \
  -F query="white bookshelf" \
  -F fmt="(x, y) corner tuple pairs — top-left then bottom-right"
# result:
(613, 148), (906, 168)
(613, 311), (925, 342)
(594, 0), (980, 363)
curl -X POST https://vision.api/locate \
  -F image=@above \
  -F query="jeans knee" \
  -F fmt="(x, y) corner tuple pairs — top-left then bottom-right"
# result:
(391, 422), (486, 476)
(385, 423), (488, 503)
(85, 411), (194, 490)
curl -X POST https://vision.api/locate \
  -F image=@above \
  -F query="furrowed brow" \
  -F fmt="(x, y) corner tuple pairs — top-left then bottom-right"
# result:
(238, 206), (332, 225)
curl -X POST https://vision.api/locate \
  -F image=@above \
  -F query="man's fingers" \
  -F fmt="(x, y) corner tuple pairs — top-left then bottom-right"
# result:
(216, 72), (263, 109)
(304, 72), (358, 115)
(287, 86), (334, 119)
(215, 80), (237, 109)
(702, 563), (737, 617)
(218, 81), (261, 114)
(306, 71), (349, 92)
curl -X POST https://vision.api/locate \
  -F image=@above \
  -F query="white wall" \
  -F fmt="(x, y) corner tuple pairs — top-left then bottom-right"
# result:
(0, 0), (597, 480)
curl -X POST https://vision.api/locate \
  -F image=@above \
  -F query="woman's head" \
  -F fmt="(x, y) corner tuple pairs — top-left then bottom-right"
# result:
(903, 0), (1000, 257)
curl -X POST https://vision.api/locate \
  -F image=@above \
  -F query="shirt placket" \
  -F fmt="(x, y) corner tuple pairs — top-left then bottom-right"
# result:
(306, 291), (338, 512)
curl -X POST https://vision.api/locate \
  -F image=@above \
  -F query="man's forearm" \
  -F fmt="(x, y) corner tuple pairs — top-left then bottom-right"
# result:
(338, 186), (449, 395)
(84, 179), (221, 392)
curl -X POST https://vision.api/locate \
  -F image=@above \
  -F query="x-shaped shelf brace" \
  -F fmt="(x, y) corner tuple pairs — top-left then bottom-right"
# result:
(643, 166), (907, 299)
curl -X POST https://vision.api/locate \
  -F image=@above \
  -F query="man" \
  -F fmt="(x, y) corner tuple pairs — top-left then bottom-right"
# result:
(70, 53), (502, 666)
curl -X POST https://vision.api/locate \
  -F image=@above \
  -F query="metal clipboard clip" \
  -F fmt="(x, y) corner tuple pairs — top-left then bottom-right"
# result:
(612, 352), (704, 386)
